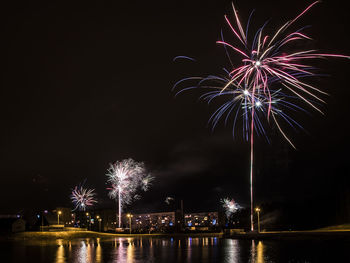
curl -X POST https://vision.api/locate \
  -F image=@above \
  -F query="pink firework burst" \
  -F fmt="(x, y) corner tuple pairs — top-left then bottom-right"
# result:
(71, 186), (97, 211)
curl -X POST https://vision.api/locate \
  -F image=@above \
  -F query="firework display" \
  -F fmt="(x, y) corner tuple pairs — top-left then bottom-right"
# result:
(221, 198), (241, 219)
(174, 1), (348, 231)
(106, 158), (153, 228)
(71, 185), (97, 211)
(165, 196), (175, 205)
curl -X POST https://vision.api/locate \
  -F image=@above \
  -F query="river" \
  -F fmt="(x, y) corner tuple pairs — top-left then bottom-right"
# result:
(2, 236), (349, 262)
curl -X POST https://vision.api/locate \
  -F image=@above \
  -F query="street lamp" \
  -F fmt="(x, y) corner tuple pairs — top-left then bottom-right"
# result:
(57, 211), (62, 225)
(98, 218), (102, 232)
(41, 211), (44, 231)
(127, 214), (133, 234)
(96, 215), (102, 232)
(255, 207), (261, 233)
(86, 212), (90, 230)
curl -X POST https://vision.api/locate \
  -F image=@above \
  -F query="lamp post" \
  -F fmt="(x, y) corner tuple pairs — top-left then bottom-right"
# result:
(99, 218), (102, 232)
(255, 207), (261, 233)
(86, 212), (90, 230)
(41, 211), (44, 231)
(97, 215), (102, 232)
(57, 211), (62, 225)
(127, 214), (133, 234)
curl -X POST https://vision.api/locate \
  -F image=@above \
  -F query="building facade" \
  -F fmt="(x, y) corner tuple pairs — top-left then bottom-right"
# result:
(184, 211), (219, 229)
(129, 211), (178, 233)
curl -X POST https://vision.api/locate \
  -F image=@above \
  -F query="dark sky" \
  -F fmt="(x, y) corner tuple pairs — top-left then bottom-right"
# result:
(1, 0), (349, 216)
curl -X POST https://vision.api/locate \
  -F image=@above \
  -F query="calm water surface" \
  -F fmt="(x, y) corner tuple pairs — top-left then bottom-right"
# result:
(2, 237), (349, 262)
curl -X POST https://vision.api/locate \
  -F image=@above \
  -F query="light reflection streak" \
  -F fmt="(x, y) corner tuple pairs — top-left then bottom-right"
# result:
(95, 238), (102, 263)
(257, 241), (264, 263)
(119, 238), (127, 262)
(77, 241), (87, 263)
(109, 238), (137, 263)
(53, 236), (257, 263)
(224, 239), (239, 262)
(177, 239), (182, 260)
(55, 239), (65, 263)
(149, 238), (155, 262)
(127, 239), (134, 263)
(251, 240), (256, 263)
(250, 240), (265, 263)
(201, 238), (209, 260)
(213, 237), (218, 246)
(86, 240), (93, 263)
(69, 239), (95, 263)
(187, 238), (192, 262)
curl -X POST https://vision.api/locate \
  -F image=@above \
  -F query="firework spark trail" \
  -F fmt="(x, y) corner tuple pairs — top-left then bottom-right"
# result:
(106, 158), (153, 228)
(165, 196), (175, 205)
(218, 1), (349, 117)
(71, 185), (97, 212)
(174, 1), (348, 231)
(218, 1), (349, 230)
(200, 84), (305, 231)
(221, 198), (241, 219)
(182, 78), (307, 143)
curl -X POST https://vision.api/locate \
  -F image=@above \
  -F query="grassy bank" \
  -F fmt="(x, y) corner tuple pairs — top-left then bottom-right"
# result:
(6, 231), (223, 241)
(4, 226), (350, 242)
(228, 229), (350, 240)
(316, 224), (350, 231)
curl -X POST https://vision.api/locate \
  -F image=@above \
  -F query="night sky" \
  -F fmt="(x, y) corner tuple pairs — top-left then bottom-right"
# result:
(1, 0), (349, 223)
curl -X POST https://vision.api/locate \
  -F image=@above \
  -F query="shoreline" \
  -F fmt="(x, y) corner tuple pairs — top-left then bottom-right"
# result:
(228, 230), (350, 240)
(3, 231), (223, 241)
(3, 229), (350, 242)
